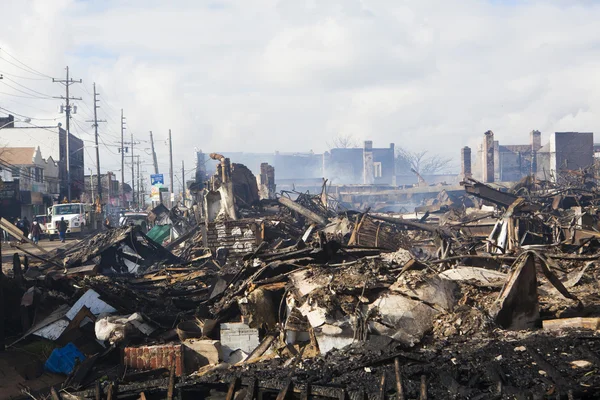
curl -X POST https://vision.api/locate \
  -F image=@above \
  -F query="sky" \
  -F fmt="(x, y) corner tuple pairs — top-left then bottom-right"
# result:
(1, 0), (600, 183)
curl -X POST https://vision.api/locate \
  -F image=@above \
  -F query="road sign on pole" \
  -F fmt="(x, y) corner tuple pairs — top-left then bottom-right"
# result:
(151, 174), (164, 186)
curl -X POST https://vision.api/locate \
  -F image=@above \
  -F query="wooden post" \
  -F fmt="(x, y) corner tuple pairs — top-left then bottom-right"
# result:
(225, 378), (239, 400)
(167, 357), (176, 400)
(394, 358), (404, 400)
(377, 371), (386, 400)
(276, 380), (291, 400)
(106, 382), (114, 400)
(420, 375), (427, 400)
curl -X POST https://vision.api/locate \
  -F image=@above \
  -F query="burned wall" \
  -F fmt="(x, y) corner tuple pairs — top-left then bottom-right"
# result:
(204, 219), (263, 258)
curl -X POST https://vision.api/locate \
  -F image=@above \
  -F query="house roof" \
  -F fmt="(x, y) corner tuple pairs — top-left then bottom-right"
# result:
(0, 147), (35, 166)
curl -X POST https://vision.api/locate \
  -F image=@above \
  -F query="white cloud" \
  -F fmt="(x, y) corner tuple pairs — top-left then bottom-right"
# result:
(0, 0), (600, 179)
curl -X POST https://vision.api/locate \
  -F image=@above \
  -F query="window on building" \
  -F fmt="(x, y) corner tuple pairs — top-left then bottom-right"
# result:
(374, 162), (382, 178)
(34, 167), (43, 182)
(11, 167), (20, 178)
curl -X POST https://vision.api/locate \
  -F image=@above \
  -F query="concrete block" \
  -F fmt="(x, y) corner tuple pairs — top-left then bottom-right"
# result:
(182, 339), (220, 370)
(220, 322), (260, 362)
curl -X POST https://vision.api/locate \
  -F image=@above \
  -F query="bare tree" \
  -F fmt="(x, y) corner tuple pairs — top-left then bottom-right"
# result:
(396, 147), (453, 175)
(327, 134), (359, 149)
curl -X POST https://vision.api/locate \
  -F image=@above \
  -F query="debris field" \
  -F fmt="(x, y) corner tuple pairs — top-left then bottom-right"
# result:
(2, 164), (600, 399)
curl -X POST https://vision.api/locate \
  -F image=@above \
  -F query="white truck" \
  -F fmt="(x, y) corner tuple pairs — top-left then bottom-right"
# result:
(46, 203), (100, 239)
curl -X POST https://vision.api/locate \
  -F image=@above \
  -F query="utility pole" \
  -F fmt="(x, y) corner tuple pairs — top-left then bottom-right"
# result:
(136, 157), (141, 209)
(120, 109), (126, 207)
(131, 132), (135, 209)
(150, 131), (159, 174)
(181, 160), (185, 204)
(86, 83), (106, 202)
(53, 66), (82, 201)
(169, 129), (174, 202)
(89, 168), (94, 201)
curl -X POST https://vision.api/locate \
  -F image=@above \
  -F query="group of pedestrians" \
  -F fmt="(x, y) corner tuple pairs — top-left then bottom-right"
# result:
(1, 215), (69, 245)
(14, 216), (43, 244)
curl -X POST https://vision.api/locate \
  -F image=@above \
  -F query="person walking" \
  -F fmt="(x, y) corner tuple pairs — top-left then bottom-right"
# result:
(22, 217), (30, 239)
(31, 220), (42, 245)
(15, 217), (25, 243)
(58, 217), (68, 243)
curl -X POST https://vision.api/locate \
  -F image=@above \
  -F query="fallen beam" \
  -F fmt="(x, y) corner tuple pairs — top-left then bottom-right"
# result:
(278, 196), (328, 226)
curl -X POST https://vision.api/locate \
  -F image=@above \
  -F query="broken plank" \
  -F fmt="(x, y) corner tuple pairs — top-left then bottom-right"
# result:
(226, 378), (239, 400)
(276, 379), (292, 400)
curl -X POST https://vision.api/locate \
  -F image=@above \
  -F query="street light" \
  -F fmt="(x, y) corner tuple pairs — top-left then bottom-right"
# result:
(0, 118), (31, 130)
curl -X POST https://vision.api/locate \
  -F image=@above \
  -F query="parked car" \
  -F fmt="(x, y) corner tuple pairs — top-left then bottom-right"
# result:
(119, 212), (149, 233)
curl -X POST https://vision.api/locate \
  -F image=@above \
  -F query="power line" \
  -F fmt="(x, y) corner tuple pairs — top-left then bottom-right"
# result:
(1, 76), (54, 98)
(0, 80), (52, 99)
(0, 48), (53, 78)
(0, 70), (47, 81)
(0, 90), (51, 99)
(0, 105), (59, 121)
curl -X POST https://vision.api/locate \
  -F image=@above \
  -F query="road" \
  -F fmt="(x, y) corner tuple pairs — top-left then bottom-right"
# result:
(0, 236), (80, 274)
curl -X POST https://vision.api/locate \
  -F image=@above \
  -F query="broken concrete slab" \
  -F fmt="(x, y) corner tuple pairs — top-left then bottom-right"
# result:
(390, 273), (458, 311)
(438, 267), (508, 288)
(367, 293), (439, 344)
(183, 339), (221, 369)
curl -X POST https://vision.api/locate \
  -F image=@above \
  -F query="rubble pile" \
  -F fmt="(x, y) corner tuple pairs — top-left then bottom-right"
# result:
(4, 172), (600, 399)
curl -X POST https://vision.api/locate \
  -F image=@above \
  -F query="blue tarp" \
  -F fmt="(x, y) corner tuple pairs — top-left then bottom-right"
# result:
(45, 343), (85, 375)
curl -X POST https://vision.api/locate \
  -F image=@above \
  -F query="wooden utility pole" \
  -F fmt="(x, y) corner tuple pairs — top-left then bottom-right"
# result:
(150, 131), (159, 174)
(87, 83), (106, 201)
(136, 157), (140, 209)
(53, 66), (82, 201)
(131, 132), (135, 209)
(168, 129), (174, 202)
(120, 109), (126, 207)
(181, 159), (185, 204)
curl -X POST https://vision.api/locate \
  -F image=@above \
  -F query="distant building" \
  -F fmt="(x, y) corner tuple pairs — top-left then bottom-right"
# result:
(196, 150), (323, 184)
(323, 141), (396, 185)
(83, 173), (123, 205)
(473, 130), (594, 182)
(0, 146), (56, 218)
(0, 119), (84, 200)
(196, 141), (396, 188)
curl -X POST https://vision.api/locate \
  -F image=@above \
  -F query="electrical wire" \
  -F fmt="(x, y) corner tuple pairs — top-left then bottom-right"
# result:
(0, 80), (52, 99)
(0, 91), (51, 99)
(2, 76), (54, 98)
(0, 48), (54, 78)
(0, 70), (48, 81)
(0, 106), (59, 121)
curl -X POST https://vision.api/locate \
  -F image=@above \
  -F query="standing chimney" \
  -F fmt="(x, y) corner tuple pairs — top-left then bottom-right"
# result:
(482, 131), (495, 183)
(461, 146), (472, 179)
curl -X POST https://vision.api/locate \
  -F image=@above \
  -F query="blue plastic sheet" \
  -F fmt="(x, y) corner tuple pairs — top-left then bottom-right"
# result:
(45, 343), (86, 375)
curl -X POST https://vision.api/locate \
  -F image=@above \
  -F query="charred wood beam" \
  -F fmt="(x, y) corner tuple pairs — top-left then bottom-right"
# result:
(462, 179), (519, 208)
(369, 214), (450, 235)
(278, 196), (328, 226)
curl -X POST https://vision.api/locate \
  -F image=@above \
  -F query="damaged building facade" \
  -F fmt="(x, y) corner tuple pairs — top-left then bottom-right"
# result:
(472, 129), (594, 183)
(194, 141), (396, 190)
